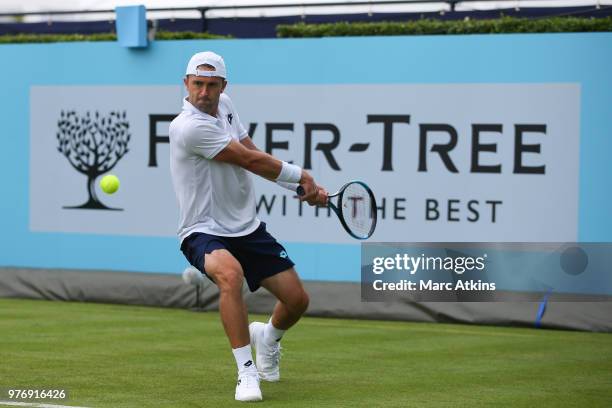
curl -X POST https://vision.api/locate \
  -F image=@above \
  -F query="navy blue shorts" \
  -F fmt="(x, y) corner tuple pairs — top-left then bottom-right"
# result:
(180, 222), (295, 292)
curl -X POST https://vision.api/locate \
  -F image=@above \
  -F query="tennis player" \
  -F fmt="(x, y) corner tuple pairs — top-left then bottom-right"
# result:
(169, 51), (328, 402)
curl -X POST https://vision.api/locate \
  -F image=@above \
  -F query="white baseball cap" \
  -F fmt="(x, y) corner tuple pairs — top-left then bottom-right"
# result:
(185, 51), (227, 79)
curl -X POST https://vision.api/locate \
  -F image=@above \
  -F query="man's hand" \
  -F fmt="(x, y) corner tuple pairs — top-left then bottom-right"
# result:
(298, 171), (317, 203)
(298, 171), (328, 207)
(311, 187), (328, 207)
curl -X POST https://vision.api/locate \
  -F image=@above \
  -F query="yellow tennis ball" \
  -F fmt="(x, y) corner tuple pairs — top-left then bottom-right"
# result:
(100, 174), (120, 194)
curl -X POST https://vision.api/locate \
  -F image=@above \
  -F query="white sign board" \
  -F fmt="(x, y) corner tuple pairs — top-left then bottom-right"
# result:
(30, 84), (580, 243)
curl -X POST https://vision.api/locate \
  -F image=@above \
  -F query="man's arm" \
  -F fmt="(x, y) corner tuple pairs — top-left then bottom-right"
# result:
(215, 138), (283, 180)
(214, 139), (323, 204)
(239, 135), (259, 152)
(238, 136), (273, 181)
(237, 136), (329, 206)
(239, 136), (329, 205)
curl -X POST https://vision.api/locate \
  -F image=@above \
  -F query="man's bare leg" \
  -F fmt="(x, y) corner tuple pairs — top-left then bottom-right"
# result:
(204, 249), (250, 348)
(204, 249), (261, 401)
(249, 268), (309, 382)
(261, 268), (309, 330)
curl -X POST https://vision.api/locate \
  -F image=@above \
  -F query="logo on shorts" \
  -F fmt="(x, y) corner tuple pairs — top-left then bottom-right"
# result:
(279, 250), (288, 258)
(227, 113), (233, 124)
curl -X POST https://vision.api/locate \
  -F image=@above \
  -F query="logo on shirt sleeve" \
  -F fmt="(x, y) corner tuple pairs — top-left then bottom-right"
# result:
(227, 113), (233, 125)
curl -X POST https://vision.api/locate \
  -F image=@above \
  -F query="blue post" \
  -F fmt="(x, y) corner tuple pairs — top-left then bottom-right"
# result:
(115, 5), (148, 48)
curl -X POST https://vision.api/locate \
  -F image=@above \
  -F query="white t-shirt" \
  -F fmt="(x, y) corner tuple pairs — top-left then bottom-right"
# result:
(169, 93), (260, 242)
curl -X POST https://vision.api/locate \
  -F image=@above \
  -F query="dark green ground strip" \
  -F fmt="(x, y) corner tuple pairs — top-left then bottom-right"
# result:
(0, 299), (610, 407)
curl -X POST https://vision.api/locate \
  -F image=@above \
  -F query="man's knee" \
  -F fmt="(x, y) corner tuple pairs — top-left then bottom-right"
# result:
(204, 250), (244, 292)
(290, 289), (309, 315)
(216, 270), (244, 293)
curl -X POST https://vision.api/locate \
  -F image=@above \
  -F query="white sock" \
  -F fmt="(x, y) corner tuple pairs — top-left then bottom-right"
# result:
(264, 318), (286, 345)
(232, 344), (256, 373)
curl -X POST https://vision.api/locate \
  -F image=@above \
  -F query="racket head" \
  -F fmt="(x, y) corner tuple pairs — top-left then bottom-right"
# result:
(333, 181), (377, 240)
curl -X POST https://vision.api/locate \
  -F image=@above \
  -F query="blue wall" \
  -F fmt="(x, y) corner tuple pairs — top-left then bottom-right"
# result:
(1, 33), (611, 281)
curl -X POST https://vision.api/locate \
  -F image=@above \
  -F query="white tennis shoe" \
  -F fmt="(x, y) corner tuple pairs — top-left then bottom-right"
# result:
(249, 322), (281, 382)
(235, 369), (262, 402)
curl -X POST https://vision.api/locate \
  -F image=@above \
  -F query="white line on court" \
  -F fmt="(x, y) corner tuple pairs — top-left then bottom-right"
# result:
(0, 401), (92, 408)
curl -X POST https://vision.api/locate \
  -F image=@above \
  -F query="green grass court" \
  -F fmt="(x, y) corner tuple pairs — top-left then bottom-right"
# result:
(1, 298), (611, 407)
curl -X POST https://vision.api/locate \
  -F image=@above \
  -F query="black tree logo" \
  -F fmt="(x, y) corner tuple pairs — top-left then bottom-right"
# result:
(57, 110), (131, 210)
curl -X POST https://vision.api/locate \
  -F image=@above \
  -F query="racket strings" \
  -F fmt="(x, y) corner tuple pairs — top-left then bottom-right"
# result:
(340, 183), (375, 239)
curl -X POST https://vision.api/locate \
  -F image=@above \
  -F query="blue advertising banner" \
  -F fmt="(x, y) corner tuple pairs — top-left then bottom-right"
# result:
(1, 33), (611, 285)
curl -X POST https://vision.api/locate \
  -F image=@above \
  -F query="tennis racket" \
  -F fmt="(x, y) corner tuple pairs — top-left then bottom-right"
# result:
(296, 180), (377, 240)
